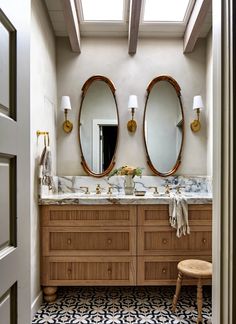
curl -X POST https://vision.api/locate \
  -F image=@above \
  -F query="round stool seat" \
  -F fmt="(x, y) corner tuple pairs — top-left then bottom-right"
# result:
(178, 259), (212, 279)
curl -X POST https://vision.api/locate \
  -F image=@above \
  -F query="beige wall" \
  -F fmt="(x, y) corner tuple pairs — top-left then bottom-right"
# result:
(56, 37), (208, 176)
(206, 31), (213, 176)
(30, 0), (57, 313)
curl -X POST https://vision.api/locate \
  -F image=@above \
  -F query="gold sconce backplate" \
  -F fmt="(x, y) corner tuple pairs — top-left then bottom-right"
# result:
(190, 120), (201, 132)
(127, 119), (137, 133)
(63, 120), (73, 133)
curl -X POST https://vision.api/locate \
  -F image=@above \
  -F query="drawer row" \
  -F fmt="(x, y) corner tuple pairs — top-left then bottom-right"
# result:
(41, 226), (212, 256)
(41, 255), (212, 286)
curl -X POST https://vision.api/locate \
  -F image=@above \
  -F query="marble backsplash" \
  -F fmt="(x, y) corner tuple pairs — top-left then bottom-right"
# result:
(44, 175), (212, 196)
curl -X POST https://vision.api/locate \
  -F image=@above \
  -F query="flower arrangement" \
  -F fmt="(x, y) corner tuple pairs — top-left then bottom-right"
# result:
(108, 165), (143, 178)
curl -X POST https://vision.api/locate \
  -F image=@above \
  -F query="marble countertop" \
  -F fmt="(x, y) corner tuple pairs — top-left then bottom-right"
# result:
(39, 192), (212, 205)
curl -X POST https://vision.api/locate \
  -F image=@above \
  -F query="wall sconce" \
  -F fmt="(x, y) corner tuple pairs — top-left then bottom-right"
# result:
(127, 95), (138, 133)
(61, 96), (73, 133)
(190, 95), (204, 132)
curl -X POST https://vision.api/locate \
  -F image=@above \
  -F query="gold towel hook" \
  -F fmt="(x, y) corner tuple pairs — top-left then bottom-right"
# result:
(37, 131), (50, 147)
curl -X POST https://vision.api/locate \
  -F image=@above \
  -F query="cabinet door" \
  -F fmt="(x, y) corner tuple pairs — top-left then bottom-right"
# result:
(41, 256), (136, 286)
(42, 226), (136, 256)
(138, 226), (212, 256)
(41, 205), (136, 227)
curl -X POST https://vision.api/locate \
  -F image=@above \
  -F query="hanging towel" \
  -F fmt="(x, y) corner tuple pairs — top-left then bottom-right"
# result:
(169, 193), (190, 238)
(39, 140), (54, 191)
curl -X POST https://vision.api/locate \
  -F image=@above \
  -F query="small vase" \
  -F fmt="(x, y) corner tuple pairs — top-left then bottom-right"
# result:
(124, 175), (135, 195)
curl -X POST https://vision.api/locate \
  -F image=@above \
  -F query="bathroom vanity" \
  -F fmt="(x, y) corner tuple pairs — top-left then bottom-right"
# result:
(39, 195), (212, 302)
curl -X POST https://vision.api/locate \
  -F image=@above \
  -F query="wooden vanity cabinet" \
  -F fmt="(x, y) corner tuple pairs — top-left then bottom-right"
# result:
(137, 205), (212, 285)
(40, 204), (212, 301)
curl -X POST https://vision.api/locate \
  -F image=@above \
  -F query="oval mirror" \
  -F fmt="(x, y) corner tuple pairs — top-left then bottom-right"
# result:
(143, 76), (184, 176)
(79, 75), (119, 177)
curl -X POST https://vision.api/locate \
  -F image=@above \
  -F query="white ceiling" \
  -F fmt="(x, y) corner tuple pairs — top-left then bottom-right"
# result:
(44, 0), (212, 39)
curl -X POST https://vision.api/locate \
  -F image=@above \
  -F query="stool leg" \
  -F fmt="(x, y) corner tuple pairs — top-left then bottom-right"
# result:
(197, 278), (203, 324)
(172, 271), (183, 312)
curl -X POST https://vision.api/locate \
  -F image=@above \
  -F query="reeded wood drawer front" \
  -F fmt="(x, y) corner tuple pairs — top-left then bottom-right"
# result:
(137, 256), (212, 285)
(41, 205), (136, 227)
(138, 205), (212, 226)
(138, 226), (212, 255)
(41, 256), (136, 286)
(42, 227), (136, 256)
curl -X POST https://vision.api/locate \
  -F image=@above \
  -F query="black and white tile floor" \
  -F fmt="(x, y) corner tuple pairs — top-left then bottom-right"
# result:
(32, 286), (212, 324)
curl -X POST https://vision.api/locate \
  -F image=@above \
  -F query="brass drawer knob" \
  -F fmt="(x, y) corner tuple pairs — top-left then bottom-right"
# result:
(108, 268), (112, 274)
(67, 239), (71, 245)
(162, 268), (167, 274)
(202, 238), (207, 244)
(107, 239), (112, 245)
(162, 238), (168, 244)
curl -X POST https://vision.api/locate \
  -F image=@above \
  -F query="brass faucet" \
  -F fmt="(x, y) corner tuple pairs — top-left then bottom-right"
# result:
(80, 186), (90, 194)
(96, 184), (102, 194)
(165, 184), (173, 195)
(148, 186), (159, 194)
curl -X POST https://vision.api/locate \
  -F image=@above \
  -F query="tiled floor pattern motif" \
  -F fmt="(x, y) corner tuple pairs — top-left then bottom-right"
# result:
(32, 286), (212, 323)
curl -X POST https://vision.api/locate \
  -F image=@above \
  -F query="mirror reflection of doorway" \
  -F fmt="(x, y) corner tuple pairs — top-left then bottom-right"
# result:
(99, 125), (118, 172)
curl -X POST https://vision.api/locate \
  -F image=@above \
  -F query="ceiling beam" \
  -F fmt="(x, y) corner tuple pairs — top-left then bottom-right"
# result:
(183, 0), (211, 53)
(61, 0), (81, 53)
(128, 0), (142, 55)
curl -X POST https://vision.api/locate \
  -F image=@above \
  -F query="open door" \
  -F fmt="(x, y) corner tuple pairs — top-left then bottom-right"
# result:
(0, 1), (31, 323)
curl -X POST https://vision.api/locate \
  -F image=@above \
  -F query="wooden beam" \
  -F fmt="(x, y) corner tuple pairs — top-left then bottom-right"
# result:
(128, 0), (142, 55)
(183, 0), (211, 53)
(61, 0), (81, 53)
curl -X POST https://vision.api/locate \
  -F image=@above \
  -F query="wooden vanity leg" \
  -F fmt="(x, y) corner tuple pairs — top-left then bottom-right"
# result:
(172, 271), (183, 312)
(43, 286), (58, 303)
(197, 279), (203, 324)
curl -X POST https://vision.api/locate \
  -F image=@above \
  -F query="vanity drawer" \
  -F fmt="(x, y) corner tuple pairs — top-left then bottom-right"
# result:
(42, 227), (136, 256)
(138, 205), (212, 226)
(41, 256), (136, 286)
(137, 256), (212, 285)
(41, 205), (136, 227)
(138, 226), (212, 255)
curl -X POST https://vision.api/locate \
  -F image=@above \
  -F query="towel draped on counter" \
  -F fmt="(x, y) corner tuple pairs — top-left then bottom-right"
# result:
(169, 193), (190, 238)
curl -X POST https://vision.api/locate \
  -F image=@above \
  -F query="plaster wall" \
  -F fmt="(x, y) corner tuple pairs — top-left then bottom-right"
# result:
(56, 37), (208, 176)
(30, 0), (57, 312)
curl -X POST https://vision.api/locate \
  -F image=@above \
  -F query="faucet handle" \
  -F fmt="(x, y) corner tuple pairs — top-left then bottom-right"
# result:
(148, 186), (159, 194)
(176, 185), (185, 194)
(80, 186), (90, 194)
(107, 186), (113, 195)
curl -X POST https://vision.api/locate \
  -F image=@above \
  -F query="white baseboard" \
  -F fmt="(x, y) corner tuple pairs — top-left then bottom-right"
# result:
(31, 290), (43, 319)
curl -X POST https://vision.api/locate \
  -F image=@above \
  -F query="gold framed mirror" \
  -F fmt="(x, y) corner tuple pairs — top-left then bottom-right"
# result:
(143, 75), (184, 177)
(78, 75), (119, 177)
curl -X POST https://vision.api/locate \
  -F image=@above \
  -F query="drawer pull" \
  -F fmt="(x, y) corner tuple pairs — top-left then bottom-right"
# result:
(162, 238), (168, 244)
(67, 268), (72, 273)
(202, 238), (207, 244)
(108, 268), (112, 274)
(107, 239), (112, 245)
(67, 239), (72, 245)
(162, 268), (167, 274)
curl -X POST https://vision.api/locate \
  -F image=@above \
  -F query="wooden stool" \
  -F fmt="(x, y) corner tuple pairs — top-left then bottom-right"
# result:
(172, 259), (212, 324)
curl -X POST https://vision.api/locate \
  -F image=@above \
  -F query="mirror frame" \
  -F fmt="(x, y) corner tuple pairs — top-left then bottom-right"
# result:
(78, 75), (119, 177)
(143, 75), (184, 177)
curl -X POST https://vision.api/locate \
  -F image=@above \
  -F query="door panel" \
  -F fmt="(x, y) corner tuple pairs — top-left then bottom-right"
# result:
(0, 1), (30, 323)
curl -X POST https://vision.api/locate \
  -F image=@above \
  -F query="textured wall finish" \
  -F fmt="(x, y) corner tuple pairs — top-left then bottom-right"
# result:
(56, 37), (208, 176)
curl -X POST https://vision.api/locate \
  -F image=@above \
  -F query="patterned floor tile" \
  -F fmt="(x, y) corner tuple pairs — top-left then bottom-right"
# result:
(32, 286), (212, 324)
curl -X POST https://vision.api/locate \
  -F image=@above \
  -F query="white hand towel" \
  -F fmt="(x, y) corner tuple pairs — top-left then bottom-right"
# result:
(169, 193), (190, 238)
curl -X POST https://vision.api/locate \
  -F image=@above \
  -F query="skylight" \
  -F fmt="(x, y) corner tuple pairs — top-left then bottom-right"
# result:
(81, 0), (124, 21)
(143, 0), (191, 22)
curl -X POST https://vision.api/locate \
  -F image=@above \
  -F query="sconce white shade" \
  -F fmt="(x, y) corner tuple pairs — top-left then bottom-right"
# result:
(193, 95), (204, 110)
(61, 96), (72, 111)
(128, 95), (138, 110)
